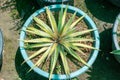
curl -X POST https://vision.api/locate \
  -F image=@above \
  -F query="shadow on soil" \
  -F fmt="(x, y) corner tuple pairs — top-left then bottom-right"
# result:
(15, 0), (42, 20)
(87, 28), (120, 80)
(15, 48), (48, 80)
(85, 0), (120, 23)
(14, 0), (40, 30)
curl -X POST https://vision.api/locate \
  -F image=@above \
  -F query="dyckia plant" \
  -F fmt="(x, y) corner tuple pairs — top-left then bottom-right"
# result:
(22, 6), (98, 80)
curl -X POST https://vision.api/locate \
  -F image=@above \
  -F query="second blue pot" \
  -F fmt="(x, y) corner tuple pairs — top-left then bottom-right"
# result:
(112, 13), (120, 63)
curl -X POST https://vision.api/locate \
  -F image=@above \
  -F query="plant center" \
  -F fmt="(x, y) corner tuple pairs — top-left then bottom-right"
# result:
(54, 37), (61, 44)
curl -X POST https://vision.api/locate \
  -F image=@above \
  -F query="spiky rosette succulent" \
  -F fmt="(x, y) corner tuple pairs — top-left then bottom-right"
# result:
(21, 6), (98, 80)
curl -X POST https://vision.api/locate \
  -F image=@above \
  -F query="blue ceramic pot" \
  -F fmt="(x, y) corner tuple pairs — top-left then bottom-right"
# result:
(20, 4), (100, 80)
(0, 29), (3, 70)
(112, 13), (120, 63)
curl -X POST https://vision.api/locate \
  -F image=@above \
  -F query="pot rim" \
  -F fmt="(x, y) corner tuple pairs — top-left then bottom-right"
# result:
(43, 0), (69, 2)
(20, 4), (100, 79)
(113, 13), (120, 50)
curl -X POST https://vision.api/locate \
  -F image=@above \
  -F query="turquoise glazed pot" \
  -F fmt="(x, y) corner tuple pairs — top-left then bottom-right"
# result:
(112, 13), (120, 63)
(20, 4), (100, 80)
(0, 29), (3, 70)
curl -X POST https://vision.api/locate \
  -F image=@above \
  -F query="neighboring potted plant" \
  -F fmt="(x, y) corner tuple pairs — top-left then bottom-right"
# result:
(0, 29), (3, 70)
(108, 0), (120, 7)
(19, 4), (100, 80)
(111, 13), (120, 63)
